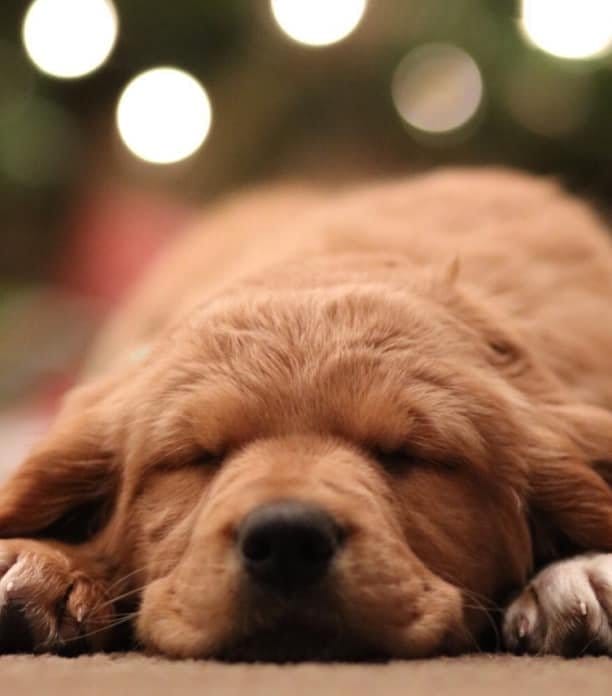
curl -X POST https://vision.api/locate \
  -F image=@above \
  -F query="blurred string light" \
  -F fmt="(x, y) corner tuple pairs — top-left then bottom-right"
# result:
(520, 0), (612, 60)
(271, 0), (367, 47)
(22, 0), (118, 79)
(116, 67), (212, 165)
(392, 44), (484, 137)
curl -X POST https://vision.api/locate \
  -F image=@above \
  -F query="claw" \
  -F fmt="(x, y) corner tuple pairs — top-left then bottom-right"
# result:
(517, 615), (529, 639)
(579, 601), (588, 617)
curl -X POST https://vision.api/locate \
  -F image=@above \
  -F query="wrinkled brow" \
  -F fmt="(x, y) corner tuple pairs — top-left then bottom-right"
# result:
(130, 362), (506, 483)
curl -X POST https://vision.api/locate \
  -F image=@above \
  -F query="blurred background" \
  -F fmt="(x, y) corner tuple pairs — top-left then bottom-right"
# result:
(1, 0), (612, 467)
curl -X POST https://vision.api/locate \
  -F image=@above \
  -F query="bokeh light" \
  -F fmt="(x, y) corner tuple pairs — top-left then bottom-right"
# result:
(116, 67), (212, 165)
(392, 44), (483, 136)
(271, 0), (367, 47)
(520, 0), (612, 60)
(22, 0), (118, 79)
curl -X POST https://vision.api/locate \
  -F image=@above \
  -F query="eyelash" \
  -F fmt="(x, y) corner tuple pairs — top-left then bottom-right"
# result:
(372, 449), (415, 470)
(194, 449), (453, 474)
(373, 448), (456, 472)
(195, 452), (223, 468)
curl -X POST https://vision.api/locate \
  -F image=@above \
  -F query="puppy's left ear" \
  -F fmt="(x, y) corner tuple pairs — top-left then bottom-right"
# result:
(529, 402), (612, 552)
(0, 382), (118, 540)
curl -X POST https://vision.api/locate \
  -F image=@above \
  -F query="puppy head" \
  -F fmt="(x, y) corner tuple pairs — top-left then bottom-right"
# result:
(2, 265), (611, 660)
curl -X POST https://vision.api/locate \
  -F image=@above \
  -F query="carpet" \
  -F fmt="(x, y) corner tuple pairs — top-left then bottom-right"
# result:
(1, 655), (610, 695)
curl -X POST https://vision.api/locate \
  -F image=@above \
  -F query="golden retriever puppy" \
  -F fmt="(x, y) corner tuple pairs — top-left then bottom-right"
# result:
(0, 168), (612, 660)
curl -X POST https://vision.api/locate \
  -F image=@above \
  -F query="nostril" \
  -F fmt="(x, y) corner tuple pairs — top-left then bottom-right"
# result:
(238, 500), (340, 592)
(242, 532), (271, 564)
(298, 531), (334, 563)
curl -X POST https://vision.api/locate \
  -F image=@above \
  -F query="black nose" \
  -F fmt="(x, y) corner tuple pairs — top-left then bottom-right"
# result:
(238, 500), (340, 592)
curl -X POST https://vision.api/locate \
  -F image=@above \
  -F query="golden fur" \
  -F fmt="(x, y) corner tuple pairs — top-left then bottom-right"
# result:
(1, 168), (612, 659)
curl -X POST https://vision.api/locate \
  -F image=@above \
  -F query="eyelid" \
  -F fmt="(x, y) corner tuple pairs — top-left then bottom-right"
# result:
(371, 448), (414, 468)
(371, 447), (456, 471)
(196, 451), (224, 467)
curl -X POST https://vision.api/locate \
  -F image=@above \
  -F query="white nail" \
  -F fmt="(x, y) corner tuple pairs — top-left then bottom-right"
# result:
(5, 581), (14, 593)
(579, 601), (588, 617)
(76, 607), (85, 623)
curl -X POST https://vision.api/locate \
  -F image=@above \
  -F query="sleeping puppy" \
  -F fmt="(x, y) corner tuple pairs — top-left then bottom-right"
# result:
(0, 168), (612, 660)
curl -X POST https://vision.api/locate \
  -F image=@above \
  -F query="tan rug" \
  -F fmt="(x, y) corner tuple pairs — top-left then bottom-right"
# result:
(1, 655), (610, 695)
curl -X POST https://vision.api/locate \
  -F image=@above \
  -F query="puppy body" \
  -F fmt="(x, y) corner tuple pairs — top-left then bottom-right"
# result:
(1, 168), (612, 659)
(93, 169), (612, 409)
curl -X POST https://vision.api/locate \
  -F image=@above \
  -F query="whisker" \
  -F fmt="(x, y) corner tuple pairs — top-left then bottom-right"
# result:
(94, 584), (151, 613)
(417, 569), (504, 652)
(92, 561), (231, 619)
(61, 613), (139, 647)
(85, 611), (139, 624)
(458, 589), (502, 651)
(457, 585), (504, 613)
(106, 566), (150, 594)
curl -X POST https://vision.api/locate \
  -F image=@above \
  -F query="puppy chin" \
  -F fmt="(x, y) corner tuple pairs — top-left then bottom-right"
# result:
(138, 596), (385, 662)
(215, 624), (385, 663)
(137, 569), (467, 661)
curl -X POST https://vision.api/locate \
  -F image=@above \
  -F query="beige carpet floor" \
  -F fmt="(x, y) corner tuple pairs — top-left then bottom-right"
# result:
(0, 655), (610, 695)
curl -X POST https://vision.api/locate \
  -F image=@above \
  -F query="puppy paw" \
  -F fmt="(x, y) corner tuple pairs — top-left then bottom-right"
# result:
(503, 553), (612, 656)
(0, 539), (116, 655)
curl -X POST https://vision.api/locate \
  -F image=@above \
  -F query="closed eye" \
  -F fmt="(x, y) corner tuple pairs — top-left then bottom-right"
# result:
(150, 451), (224, 473)
(371, 448), (419, 471)
(371, 447), (456, 473)
(195, 451), (224, 468)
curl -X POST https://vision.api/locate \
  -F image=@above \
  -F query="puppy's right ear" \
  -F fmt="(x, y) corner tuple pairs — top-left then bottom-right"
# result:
(528, 402), (612, 556)
(0, 386), (118, 539)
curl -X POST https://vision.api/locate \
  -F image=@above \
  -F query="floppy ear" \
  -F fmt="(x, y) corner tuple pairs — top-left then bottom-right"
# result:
(0, 388), (118, 541)
(528, 402), (612, 556)
(443, 284), (612, 553)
